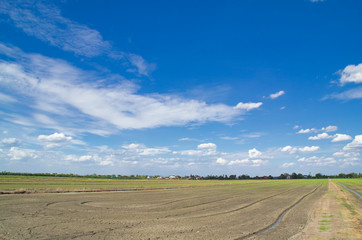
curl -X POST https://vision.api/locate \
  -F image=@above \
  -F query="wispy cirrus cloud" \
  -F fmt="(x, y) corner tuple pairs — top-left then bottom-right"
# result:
(0, 0), (110, 57)
(0, 0), (154, 76)
(0, 43), (246, 134)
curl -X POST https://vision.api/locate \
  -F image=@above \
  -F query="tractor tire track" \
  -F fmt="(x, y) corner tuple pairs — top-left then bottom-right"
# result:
(234, 184), (321, 240)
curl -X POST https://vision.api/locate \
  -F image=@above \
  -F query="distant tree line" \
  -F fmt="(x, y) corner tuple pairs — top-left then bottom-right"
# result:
(1, 171), (361, 179)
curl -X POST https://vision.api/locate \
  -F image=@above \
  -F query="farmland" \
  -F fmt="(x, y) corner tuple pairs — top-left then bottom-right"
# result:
(0, 177), (361, 239)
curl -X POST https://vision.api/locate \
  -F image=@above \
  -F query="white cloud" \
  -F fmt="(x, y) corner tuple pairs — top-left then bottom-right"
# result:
(329, 87), (362, 100)
(65, 155), (92, 162)
(339, 63), (362, 85)
(38, 132), (72, 142)
(310, 0), (326, 2)
(308, 133), (333, 140)
(248, 148), (262, 158)
(234, 102), (262, 111)
(44, 143), (62, 149)
(269, 90), (285, 99)
(198, 143), (217, 150)
(322, 125), (338, 132)
(333, 151), (360, 158)
(0, 44), (246, 133)
(99, 159), (114, 166)
(281, 145), (320, 154)
(308, 132), (352, 142)
(122, 143), (170, 156)
(216, 157), (227, 165)
(281, 162), (295, 168)
(299, 146), (320, 152)
(297, 128), (318, 134)
(0, 1), (155, 76)
(179, 143), (217, 157)
(343, 135), (362, 151)
(298, 126), (337, 134)
(8, 147), (37, 161)
(228, 158), (268, 167)
(1, 138), (21, 147)
(220, 136), (238, 140)
(298, 156), (336, 166)
(0, 92), (17, 103)
(127, 54), (156, 77)
(331, 134), (352, 142)
(0, 1), (111, 58)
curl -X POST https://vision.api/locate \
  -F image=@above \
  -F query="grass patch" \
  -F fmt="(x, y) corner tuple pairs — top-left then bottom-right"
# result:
(319, 226), (330, 231)
(342, 203), (357, 216)
(0, 176), (327, 193)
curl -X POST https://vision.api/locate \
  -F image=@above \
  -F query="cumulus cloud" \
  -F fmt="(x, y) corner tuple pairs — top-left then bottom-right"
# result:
(248, 148), (262, 158)
(322, 126), (338, 132)
(216, 157), (227, 165)
(308, 133), (352, 142)
(308, 133), (333, 140)
(298, 156), (336, 166)
(38, 132), (72, 142)
(269, 90), (285, 99)
(198, 143), (217, 150)
(65, 155), (92, 162)
(281, 162), (295, 168)
(1, 138), (21, 147)
(333, 151), (360, 158)
(339, 63), (362, 85)
(281, 145), (320, 154)
(226, 148), (269, 167)
(331, 134), (352, 142)
(228, 158), (268, 167)
(343, 135), (362, 151)
(8, 147), (37, 160)
(234, 102), (263, 111)
(297, 128), (318, 134)
(122, 143), (170, 156)
(179, 143), (217, 157)
(0, 44), (246, 133)
(297, 125), (337, 134)
(333, 151), (360, 166)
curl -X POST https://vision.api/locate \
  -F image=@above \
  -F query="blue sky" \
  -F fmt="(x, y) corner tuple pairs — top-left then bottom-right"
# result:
(0, 0), (361, 176)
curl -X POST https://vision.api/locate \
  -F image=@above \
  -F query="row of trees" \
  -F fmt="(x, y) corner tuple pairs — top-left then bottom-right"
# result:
(1, 171), (361, 179)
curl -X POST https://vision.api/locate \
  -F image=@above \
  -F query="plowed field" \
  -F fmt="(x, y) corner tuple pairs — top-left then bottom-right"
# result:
(0, 179), (334, 239)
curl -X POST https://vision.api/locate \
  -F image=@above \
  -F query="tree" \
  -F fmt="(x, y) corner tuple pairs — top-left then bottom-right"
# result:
(279, 174), (286, 179)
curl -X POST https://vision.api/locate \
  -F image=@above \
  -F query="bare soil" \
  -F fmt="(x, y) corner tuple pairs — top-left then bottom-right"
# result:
(291, 179), (362, 240)
(0, 181), (328, 239)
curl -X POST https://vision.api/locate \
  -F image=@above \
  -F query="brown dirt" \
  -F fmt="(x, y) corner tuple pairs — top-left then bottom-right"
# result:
(0, 181), (326, 240)
(291, 179), (362, 240)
